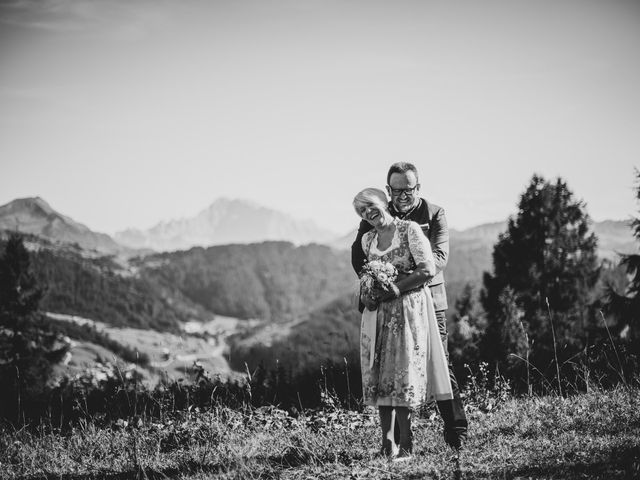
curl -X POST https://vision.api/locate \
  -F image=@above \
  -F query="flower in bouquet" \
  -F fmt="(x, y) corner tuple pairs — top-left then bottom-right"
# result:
(359, 260), (398, 299)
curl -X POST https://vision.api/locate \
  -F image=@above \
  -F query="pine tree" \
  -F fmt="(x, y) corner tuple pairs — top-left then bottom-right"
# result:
(605, 169), (640, 339)
(0, 234), (43, 330)
(481, 175), (600, 382)
(449, 283), (485, 372)
(0, 234), (65, 423)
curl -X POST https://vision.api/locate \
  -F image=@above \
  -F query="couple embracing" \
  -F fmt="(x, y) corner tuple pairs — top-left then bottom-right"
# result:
(351, 162), (468, 461)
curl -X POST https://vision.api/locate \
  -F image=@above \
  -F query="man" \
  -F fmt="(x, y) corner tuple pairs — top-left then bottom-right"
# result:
(351, 161), (468, 451)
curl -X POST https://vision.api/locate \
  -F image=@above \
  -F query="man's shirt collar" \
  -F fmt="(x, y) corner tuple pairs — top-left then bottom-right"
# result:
(389, 198), (423, 219)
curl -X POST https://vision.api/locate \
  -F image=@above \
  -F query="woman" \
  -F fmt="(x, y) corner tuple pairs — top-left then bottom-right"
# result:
(353, 187), (453, 460)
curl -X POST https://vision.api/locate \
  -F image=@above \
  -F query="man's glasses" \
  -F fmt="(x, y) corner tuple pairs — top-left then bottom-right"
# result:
(388, 185), (418, 196)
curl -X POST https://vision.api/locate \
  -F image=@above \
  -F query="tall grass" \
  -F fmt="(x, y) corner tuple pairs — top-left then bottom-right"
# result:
(1, 363), (639, 480)
(546, 297), (564, 397)
(599, 310), (627, 386)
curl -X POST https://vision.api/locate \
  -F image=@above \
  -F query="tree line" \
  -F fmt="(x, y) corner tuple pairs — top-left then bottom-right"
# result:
(447, 172), (639, 393)
(0, 171), (638, 426)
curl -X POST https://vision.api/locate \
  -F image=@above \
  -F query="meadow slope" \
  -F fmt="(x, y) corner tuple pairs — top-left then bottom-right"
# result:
(1, 387), (638, 480)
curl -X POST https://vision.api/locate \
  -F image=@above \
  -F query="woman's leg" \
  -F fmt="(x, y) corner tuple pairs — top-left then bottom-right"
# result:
(395, 407), (413, 456)
(378, 406), (398, 456)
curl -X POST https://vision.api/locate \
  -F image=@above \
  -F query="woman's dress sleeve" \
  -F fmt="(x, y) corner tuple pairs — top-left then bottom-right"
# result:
(407, 221), (436, 276)
(361, 231), (374, 260)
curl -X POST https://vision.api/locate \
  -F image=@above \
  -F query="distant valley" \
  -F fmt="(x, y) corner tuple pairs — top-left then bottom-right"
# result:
(0, 196), (636, 382)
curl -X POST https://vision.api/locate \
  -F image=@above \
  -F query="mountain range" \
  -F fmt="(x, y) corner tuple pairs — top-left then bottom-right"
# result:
(1, 196), (637, 281)
(114, 198), (338, 251)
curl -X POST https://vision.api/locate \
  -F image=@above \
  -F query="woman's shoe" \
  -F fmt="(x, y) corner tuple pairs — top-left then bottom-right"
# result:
(392, 449), (412, 462)
(379, 440), (399, 459)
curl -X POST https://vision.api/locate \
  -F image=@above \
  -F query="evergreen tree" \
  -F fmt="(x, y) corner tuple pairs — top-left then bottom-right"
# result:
(0, 234), (43, 329)
(481, 175), (600, 383)
(0, 234), (66, 423)
(605, 169), (640, 339)
(449, 283), (485, 378)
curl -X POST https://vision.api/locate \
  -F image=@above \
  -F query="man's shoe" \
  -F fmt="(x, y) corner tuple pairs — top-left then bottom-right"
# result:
(444, 430), (465, 451)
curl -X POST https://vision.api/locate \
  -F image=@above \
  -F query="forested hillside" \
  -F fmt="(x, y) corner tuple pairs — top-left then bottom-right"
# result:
(228, 294), (360, 372)
(135, 242), (355, 322)
(0, 233), (198, 332)
(3, 234), (357, 332)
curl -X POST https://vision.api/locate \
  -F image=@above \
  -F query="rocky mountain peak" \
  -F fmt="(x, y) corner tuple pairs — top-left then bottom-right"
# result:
(1, 196), (57, 218)
(0, 197), (123, 256)
(115, 198), (339, 252)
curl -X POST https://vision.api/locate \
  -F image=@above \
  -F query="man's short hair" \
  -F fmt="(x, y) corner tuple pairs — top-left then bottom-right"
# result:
(386, 162), (419, 185)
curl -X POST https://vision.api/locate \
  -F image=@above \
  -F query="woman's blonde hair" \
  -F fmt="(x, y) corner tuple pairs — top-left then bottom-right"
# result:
(352, 188), (389, 217)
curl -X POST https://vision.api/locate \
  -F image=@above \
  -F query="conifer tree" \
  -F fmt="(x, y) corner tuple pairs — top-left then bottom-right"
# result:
(449, 283), (485, 373)
(0, 234), (43, 330)
(605, 169), (640, 339)
(0, 234), (65, 422)
(481, 175), (600, 380)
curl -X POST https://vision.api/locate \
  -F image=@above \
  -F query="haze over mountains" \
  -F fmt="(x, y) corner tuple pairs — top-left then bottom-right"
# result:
(1, 196), (636, 263)
(115, 198), (339, 251)
(334, 221), (637, 262)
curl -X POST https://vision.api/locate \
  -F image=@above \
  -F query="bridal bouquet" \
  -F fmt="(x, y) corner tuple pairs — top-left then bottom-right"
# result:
(359, 260), (398, 299)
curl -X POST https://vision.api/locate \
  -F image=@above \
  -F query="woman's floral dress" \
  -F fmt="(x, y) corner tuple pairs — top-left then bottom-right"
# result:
(360, 218), (451, 407)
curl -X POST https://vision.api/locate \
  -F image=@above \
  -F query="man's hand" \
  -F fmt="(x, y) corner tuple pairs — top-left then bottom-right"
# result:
(373, 284), (400, 303)
(396, 272), (409, 282)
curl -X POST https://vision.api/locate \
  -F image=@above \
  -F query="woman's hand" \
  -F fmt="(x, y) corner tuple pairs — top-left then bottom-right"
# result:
(362, 292), (379, 311)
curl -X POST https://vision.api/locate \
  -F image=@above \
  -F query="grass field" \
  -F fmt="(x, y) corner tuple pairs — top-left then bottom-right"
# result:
(1, 386), (638, 479)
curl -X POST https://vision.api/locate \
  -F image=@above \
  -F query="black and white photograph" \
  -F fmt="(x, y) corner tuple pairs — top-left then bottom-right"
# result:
(1, 0), (639, 478)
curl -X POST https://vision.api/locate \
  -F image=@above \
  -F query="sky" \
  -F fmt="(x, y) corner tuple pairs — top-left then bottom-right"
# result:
(1, 0), (639, 237)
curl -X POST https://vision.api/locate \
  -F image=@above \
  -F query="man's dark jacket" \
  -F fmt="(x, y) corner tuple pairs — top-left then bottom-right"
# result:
(351, 198), (449, 311)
